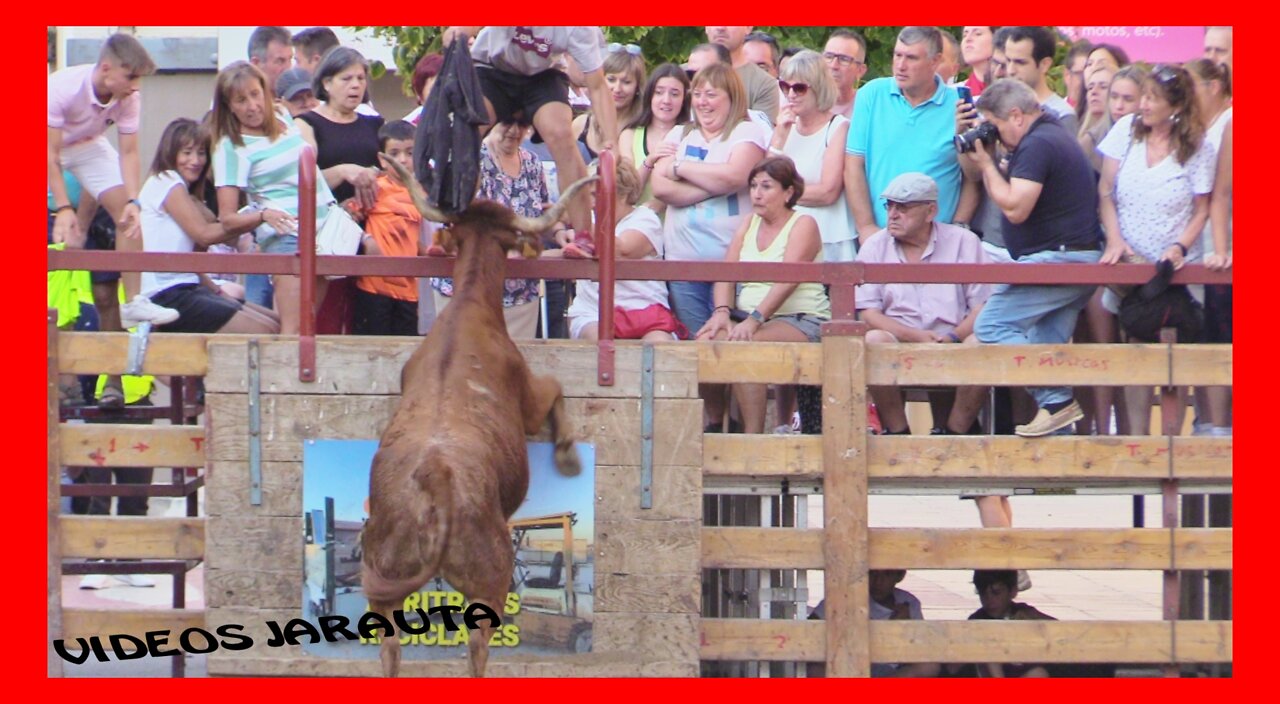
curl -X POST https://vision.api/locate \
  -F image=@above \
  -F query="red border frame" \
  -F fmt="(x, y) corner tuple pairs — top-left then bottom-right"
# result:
(31, 7), (1255, 697)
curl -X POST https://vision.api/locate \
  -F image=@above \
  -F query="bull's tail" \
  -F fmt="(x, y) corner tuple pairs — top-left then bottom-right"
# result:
(362, 458), (453, 603)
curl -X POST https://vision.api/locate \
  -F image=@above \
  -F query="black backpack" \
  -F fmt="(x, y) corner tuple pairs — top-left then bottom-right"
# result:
(1118, 259), (1204, 343)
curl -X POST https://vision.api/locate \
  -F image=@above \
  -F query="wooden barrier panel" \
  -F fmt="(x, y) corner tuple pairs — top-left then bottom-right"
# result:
(59, 424), (205, 468)
(872, 621), (1232, 664)
(699, 341), (822, 384)
(700, 619), (1232, 664)
(702, 527), (1232, 570)
(1172, 345), (1233, 386)
(58, 332), (234, 376)
(703, 434), (1232, 481)
(60, 516), (204, 559)
(206, 340), (698, 399)
(61, 608), (205, 645)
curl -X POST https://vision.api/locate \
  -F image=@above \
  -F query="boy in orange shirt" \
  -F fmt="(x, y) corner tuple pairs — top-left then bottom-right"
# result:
(353, 121), (428, 335)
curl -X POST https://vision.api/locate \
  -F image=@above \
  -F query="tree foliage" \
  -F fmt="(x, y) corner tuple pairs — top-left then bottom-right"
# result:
(353, 26), (1078, 98)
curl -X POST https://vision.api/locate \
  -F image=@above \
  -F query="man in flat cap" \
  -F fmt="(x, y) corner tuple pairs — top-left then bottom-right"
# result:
(855, 172), (991, 437)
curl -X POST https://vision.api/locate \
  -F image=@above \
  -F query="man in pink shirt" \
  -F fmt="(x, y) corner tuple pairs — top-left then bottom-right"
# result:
(48, 33), (173, 408)
(855, 172), (991, 436)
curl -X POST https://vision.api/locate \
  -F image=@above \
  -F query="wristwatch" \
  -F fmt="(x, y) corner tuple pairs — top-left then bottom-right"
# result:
(749, 309), (765, 324)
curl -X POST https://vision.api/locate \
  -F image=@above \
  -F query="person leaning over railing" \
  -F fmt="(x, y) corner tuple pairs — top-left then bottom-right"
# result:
(855, 172), (990, 437)
(960, 78), (1116, 438)
(1098, 65), (1216, 436)
(696, 156), (829, 435)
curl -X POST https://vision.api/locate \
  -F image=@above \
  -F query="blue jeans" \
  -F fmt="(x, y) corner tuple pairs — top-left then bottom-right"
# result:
(667, 281), (714, 337)
(244, 274), (274, 309)
(974, 248), (1101, 408)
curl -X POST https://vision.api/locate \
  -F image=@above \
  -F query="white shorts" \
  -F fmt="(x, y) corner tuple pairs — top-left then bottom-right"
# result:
(568, 314), (595, 340)
(60, 136), (124, 200)
(822, 239), (857, 264)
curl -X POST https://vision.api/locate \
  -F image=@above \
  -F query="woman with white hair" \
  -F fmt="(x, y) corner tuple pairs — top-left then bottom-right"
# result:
(768, 49), (856, 262)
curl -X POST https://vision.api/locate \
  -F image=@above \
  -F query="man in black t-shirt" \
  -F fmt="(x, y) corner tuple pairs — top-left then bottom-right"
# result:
(962, 78), (1124, 438)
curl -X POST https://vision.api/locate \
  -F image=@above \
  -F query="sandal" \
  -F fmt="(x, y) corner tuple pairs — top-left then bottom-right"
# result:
(98, 383), (125, 410)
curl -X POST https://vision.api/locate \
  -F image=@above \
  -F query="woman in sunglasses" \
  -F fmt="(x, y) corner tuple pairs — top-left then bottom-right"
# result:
(1098, 64), (1216, 433)
(768, 49), (856, 262)
(621, 63), (691, 209)
(571, 42), (646, 162)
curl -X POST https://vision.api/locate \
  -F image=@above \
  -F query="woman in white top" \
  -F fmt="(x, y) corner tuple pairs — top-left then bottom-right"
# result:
(567, 158), (683, 342)
(139, 118), (280, 334)
(697, 156), (828, 434)
(210, 61), (337, 335)
(768, 50), (855, 261)
(651, 62), (767, 431)
(1098, 64), (1216, 435)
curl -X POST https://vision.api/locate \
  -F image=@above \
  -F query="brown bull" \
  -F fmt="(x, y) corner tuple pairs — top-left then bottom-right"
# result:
(360, 155), (594, 677)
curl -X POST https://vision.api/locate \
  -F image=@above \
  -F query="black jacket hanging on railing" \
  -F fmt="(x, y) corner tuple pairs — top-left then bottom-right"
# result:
(412, 37), (488, 216)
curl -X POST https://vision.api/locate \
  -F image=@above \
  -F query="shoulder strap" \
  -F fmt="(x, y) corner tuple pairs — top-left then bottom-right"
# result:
(824, 115), (838, 146)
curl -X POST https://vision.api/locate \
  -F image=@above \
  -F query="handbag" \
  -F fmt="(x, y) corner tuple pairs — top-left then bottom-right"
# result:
(1117, 260), (1204, 343)
(316, 204), (364, 257)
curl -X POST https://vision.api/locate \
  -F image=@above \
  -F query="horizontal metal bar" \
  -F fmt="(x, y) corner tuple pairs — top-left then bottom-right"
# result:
(48, 249), (1234, 286)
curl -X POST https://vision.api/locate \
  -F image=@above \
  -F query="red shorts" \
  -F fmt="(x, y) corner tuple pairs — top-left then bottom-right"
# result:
(614, 304), (688, 340)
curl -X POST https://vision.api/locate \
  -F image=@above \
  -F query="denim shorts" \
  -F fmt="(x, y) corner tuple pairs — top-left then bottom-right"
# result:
(667, 281), (714, 337)
(770, 312), (826, 342)
(258, 233), (299, 254)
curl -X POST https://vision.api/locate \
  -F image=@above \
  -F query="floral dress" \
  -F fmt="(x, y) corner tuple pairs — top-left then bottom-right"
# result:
(430, 144), (548, 307)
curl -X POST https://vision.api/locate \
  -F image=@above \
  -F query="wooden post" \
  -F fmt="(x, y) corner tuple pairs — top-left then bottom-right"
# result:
(47, 310), (64, 677)
(821, 326), (869, 677)
(1159, 328), (1181, 678)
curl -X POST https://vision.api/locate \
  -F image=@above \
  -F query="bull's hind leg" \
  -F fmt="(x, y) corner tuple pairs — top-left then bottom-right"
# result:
(367, 597), (403, 677)
(451, 519), (516, 677)
(523, 374), (580, 475)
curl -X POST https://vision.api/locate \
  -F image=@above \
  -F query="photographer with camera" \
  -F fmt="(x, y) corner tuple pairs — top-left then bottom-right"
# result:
(962, 78), (1124, 438)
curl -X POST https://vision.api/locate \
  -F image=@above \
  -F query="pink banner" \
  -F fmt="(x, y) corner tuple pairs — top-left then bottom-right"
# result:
(1057, 26), (1210, 64)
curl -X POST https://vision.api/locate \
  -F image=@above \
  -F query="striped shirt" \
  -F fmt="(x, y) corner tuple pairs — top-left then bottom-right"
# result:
(212, 111), (333, 220)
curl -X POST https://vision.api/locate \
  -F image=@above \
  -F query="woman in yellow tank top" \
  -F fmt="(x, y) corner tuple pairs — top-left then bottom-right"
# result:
(697, 155), (830, 434)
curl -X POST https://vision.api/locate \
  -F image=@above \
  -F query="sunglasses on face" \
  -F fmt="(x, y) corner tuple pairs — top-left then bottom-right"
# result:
(608, 42), (642, 57)
(823, 51), (863, 67)
(778, 80), (810, 96)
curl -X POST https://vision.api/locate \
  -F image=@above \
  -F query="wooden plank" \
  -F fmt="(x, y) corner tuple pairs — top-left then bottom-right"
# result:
(205, 339), (699, 398)
(207, 395), (701, 467)
(703, 435), (1232, 481)
(704, 434), (822, 479)
(205, 567), (301, 610)
(594, 465), (702, 522)
(207, 653), (694, 677)
(871, 621), (1232, 664)
(205, 516), (303, 574)
(594, 573), (701, 614)
(698, 341), (822, 384)
(60, 424), (205, 468)
(700, 618), (824, 662)
(821, 335), (869, 677)
(205, 607), (302, 660)
(1172, 345), (1232, 386)
(61, 608), (205, 645)
(702, 527), (1232, 570)
(703, 528), (824, 569)
(594, 519), (700, 576)
(699, 619), (1231, 664)
(595, 613), (700, 664)
(205, 461), (303, 518)
(58, 332), (224, 376)
(865, 344), (1170, 386)
(60, 516), (205, 559)
(48, 314), (63, 678)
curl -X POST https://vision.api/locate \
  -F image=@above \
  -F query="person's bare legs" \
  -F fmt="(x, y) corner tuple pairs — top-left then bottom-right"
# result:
(97, 186), (141, 301)
(532, 101), (592, 234)
(217, 307), (282, 334)
(733, 321), (809, 434)
(976, 496), (1013, 527)
(1076, 289), (1117, 434)
(865, 329), (910, 433)
(273, 275), (328, 335)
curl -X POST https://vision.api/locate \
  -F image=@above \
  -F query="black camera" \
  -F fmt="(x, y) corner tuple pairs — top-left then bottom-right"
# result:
(954, 122), (999, 154)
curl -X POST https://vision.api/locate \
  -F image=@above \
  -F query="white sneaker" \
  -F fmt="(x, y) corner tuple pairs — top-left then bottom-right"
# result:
(116, 573), (156, 588)
(120, 295), (179, 328)
(79, 574), (110, 590)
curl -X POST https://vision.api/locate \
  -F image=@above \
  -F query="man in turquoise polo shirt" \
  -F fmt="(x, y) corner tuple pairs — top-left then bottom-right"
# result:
(844, 26), (966, 245)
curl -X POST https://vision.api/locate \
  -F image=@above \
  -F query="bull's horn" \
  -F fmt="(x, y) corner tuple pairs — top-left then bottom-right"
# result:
(510, 175), (600, 234)
(379, 153), (456, 224)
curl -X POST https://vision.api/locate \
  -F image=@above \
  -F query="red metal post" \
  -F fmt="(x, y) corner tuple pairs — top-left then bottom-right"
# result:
(595, 150), (617, 386)
(298, 146), (317, 382)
